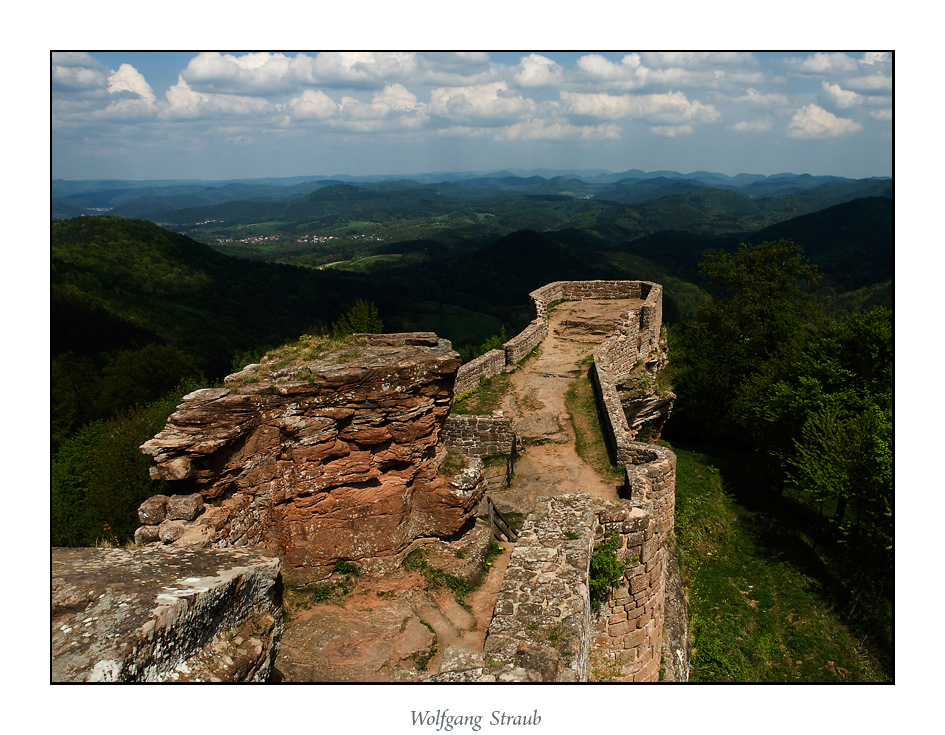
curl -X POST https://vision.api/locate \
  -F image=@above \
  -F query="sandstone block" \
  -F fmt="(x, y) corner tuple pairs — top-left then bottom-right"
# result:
(609, 620), (633, 636)
(138, 495), (168, 525)
(630, 574), (649, 595)
(134, 525), (161, 545)
(158, 519), (187, 543)
(166, 493), (205, 521)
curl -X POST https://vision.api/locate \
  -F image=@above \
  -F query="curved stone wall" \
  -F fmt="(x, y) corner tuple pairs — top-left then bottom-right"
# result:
(466, 280), (680, 682)
(450, 280), (665, 396)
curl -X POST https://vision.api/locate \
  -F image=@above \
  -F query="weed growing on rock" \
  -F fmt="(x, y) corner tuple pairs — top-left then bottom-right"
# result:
(483, 540), (502, 570)
(402, 547), (474, 598)
(334, 560), (360, 576)
(590, 531), (625, 605)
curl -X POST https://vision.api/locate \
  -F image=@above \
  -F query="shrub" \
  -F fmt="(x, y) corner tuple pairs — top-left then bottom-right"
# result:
(589, 531), (625, 605)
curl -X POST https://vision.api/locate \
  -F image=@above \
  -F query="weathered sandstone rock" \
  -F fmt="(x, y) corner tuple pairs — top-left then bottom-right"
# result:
(51, 546), (282, 682)
(166, 492), (204, 521)
(139, 333), (484, 581)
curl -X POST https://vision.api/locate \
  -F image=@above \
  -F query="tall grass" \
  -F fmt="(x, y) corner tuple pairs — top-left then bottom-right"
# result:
(671, 442), (888, 682)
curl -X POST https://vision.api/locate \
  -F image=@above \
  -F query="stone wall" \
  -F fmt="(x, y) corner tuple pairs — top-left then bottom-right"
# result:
(52, 546), (282, 682)
(454, 348), (506, 396)
(503, 319), (548, 365)
(592, 505), (665, 682)
(586, 288), (686, 679)
(474, 494), (666, 682)
(449, 280), (665, 460)
(502, 280), (661, 366)
(441, 414), (515, 458)
(482, 495), (597, 682)
(458, 278), (682, 682)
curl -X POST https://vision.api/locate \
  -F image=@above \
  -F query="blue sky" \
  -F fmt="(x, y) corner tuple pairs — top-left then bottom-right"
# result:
(51, 51), (892, 181)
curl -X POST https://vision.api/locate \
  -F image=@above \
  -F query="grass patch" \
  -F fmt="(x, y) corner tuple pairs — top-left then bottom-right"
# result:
(228, 332), (363, 386)
(440, 446), (468, 476)
(282, 577), (350, 622)
(671, 442), (888, 682)
(402, 542), (504, 601)
(565, 358), (625, 483)
(451, 373), (513, 415)
(402, 547), (474, 598)
(333, 559), (360, 576)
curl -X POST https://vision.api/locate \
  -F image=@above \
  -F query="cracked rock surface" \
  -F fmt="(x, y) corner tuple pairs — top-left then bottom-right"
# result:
(51, 546), (282, 682)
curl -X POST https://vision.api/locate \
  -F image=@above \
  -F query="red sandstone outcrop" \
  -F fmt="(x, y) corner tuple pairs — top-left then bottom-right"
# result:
(138, 333), (484, 581)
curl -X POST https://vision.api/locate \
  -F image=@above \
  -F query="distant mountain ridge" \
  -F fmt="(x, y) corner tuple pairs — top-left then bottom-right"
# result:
(52, 168), (891, 220)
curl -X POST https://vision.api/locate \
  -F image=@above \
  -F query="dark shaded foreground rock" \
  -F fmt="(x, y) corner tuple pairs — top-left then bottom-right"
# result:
(52, 546), (282, 682)
(661, 547), (690, 681)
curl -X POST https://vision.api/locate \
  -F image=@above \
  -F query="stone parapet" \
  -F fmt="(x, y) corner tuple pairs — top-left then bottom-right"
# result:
(592, 506), (665, 682)
(503, 319), (547, 365)
(52, 546), (282, 682)
(483, 494), (597, 682)
(442, 414), (515, 458)
(479, 494), (667, 682)
(454, 349), (506, 396)
(450, 281), (662, 396)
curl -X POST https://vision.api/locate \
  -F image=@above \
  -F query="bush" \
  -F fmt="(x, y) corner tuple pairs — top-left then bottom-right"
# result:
(589, 531), (625, 605)
(51, 380), (200, 547)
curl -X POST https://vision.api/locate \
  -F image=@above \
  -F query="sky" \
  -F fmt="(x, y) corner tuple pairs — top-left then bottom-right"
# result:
(51, 50), (893, 182)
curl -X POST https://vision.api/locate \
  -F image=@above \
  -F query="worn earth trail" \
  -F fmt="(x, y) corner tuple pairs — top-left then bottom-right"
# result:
(273, 298), (639, 681)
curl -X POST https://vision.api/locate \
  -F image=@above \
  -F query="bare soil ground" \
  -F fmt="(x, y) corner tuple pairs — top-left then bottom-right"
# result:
(272, 298), (639, 682)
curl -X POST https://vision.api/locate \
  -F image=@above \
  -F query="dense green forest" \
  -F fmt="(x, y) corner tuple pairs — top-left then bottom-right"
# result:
(664, 239), (892, 675)
(50, 171), (892, 679)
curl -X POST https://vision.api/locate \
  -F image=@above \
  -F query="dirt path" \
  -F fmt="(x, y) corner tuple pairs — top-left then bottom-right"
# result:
(490, 298), (642, 514)
(273, 297), (639, 681)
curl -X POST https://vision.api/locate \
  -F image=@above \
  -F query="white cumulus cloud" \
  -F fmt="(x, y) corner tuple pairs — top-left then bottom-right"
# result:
(337, 84), (427, 130)
(797, 52), (860, 74)
(430, 82), (534, 125)
(163, 76), (272, 119)
(51, 52), (109, 92)
(640, 51), (757, 69)
(788, 104), (862, 138)
(576, 53), (648, 88)
(860, 52), (890, 66)
(821, 81), (860, 109)
(306, 52), (420, 88)
(285, 89), (338, 120)
(513, 54), (563, 87)
(107, 64), (157, 105)
(561, 90), (720, 127)
(733, 119), (773, 132)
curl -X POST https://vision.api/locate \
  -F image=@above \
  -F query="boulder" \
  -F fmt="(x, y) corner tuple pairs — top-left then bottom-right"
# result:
(137, 495), (168, 525)
(166, 493), (204, 521)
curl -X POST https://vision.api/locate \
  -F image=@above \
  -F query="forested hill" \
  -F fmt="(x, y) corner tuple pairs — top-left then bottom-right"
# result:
(52, 216), (373, 375)
(51, 216), (391, 447)
(585, 196), (893, 296)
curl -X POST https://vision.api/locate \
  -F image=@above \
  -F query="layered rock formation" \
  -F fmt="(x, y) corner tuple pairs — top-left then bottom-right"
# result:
(52, 546), (282, 682)
(138, 333), (485, 581)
